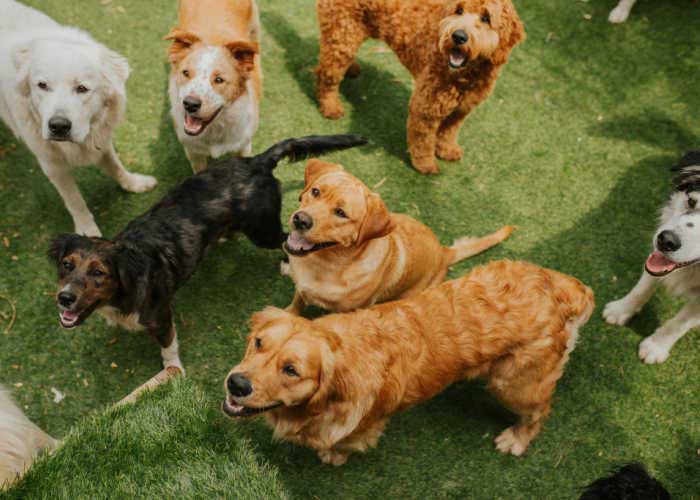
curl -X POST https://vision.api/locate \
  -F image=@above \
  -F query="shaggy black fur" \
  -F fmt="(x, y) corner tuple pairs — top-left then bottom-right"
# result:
(579, 463), (670, 500)
(49, 135), (367, 350)
(672, 149), (700, 193)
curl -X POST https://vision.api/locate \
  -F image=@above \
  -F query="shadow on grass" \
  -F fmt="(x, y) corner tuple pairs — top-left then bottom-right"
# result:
(261, 11), (413, 166)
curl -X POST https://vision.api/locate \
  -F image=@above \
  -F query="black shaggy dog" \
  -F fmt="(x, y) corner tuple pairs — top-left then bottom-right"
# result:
(49, 135), (367, 372)
(579, 463), (670, 500)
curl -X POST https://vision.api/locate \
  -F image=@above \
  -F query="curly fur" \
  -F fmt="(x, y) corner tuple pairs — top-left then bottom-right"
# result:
(315, 0), (524, 174)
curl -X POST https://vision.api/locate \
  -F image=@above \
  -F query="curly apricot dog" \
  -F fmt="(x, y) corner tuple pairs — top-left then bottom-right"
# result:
(223, 260), (594, 465)
(315, 0), (525, 174)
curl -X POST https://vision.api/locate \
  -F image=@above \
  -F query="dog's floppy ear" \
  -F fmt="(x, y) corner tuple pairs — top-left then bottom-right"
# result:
(250, 306), (292, 330)
(164, 29), (201, 65)
(12, 42), (32, 97)
(225, 41), (259, 74)
(490, 0), (525, 66)
(48, 233), (87, 264)
(307, 330), (344, 412)
(300, 160), (345, 200)
(356, 193), (394, 245)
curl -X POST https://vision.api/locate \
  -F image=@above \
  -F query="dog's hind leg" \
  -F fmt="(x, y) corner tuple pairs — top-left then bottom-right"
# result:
(609, 0), (638, 23)
(99, 143), (157, 193)
(41, 161), (101, 236)
(639, 301), (700, 364)
(315, 1), (367, 119)
(603, 271), (658, 326)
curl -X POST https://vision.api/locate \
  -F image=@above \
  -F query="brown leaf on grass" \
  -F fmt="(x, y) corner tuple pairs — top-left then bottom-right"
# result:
(370, 46), (391, 54)
(110, 362), (118, 368)
(2, 237), (9, 248)
(107, 337), (118, 346)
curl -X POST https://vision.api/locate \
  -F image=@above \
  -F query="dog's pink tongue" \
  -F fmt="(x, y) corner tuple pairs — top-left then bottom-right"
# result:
(184, 114), (204, 134)
(286, 232), (315, 252)
(62, 310), (79, 321)
(645, 251), (678, 276)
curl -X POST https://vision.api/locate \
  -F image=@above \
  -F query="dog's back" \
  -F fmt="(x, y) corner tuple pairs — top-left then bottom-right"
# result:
(0, 386), (56, 489)
(177, 0), (260, 44)
(0, 0), (58, 33)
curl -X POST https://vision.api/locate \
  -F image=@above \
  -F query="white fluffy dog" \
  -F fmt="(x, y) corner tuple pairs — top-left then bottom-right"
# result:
(609, 0), (638, 23)
(0, 0), (157, 237)
(604, 152), (700, 363)
(0, 386), (56, 490)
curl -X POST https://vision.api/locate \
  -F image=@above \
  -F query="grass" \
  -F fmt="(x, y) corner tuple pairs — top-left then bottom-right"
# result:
(0, 0), (699, 497)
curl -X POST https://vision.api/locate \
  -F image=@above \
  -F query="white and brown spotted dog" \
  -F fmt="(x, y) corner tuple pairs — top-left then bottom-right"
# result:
(166, 0), (262, 172)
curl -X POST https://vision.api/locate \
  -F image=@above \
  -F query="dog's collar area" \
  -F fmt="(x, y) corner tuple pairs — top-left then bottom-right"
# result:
(222, 397), (282, 418)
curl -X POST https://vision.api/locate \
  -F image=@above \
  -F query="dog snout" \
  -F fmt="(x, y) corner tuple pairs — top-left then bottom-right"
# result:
(48, 116), (72, 137)
(183, 96), (202, 114)
(292, 211), (313, 231)
(57, 291), (77, 308)
(227, 373), (253, 398)
(657, 230), (681, 253)
(452, 30), (469, 45)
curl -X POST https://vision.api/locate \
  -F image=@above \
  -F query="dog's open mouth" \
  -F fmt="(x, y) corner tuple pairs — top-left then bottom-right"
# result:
(184, 107), (223, 136)
(448, 48), (468, 69)
(645, 250), (700, 277)
(222, 397), (282, 418)
(283, 231), (336, 256)
(57, 301), (99, 329)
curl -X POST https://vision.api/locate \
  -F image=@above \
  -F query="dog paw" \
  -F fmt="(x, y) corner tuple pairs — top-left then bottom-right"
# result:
(608, 6), (630, 23)
(602, 298), (636, 326)
(638, 335), (671, 364)
(435, 142), (463, 161)
(411, 157), (440, 175)
(319, 96), (345, 119)
(318, 449), (349, 466)
(495, 427), (528, 456)
(122, 173), (157, 193)
(164, 357), (186, 376)
(74, 218), (102, 237)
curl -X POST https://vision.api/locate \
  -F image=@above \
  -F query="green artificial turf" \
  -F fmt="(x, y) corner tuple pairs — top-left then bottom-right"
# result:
(1, 0), (699, 497)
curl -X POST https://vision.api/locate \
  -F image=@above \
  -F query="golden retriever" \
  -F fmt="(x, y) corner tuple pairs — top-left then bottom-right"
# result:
(223, 260), (594, 465)
(283, 159), (513, 313)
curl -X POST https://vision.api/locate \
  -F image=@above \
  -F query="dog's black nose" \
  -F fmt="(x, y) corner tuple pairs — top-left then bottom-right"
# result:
(48, 116), (72, 136)
(183, 96), (202, 114)
(292, 211), (313, 231)
(452, 30), (469, 45)
(227, 373), (252, 398)
(657, 230), (681, 253)
(57, 291), (76, 308)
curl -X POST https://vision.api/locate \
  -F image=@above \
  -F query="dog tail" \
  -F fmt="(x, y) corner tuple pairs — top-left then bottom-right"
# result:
(0, 386), (57, 490)
(446, 225), (514, 265)
(257, 135), (368, 170)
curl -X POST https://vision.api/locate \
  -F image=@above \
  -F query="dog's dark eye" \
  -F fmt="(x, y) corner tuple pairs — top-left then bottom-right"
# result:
(75, 85), (89, 94)
(255, 338), (262, 349)
(311, 188), (320, 198)
(214, 76), (225, 84)
(62, 260), (74, 272)
(89, 269), (104, 278)
(481, 12), (491, 24)
(282, 364), (298, 377)
(334, 208), (347, 218)
(182, 69), (190, 78)
(455, 5), (463, 15)
(689, 197), (697, 209)
(38, 81), (49, 91)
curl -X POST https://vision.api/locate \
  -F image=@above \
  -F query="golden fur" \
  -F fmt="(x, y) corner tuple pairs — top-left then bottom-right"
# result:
(315, 0), (525, 174)
(224, 260), (594, 465)
(284, 159), (512, 313)
(0, 386), (56, 489)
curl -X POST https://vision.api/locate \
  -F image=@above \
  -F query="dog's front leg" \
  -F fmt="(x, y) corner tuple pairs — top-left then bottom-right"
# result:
(184, 148), (209, 173)
(285, 292), (306, 316)
(99, 143), (157, 193)
(436, 108), (469, 161)
(603, 270), (659, 326)
(407, 84), (443, 175)
(41, 161), (101, 236)
(639, 301), (700, 364)
(151, 314), (185, 375)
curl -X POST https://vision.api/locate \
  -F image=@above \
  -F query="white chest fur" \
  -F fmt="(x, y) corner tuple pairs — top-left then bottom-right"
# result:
(98, 306), (144, 332)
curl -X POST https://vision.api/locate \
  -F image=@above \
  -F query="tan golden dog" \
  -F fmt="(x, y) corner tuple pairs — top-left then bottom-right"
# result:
(223, 260), (594, 465)
(282, 159), (512, 313)
(316, 0), (524, 174)
(166, 0), (262, 172)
